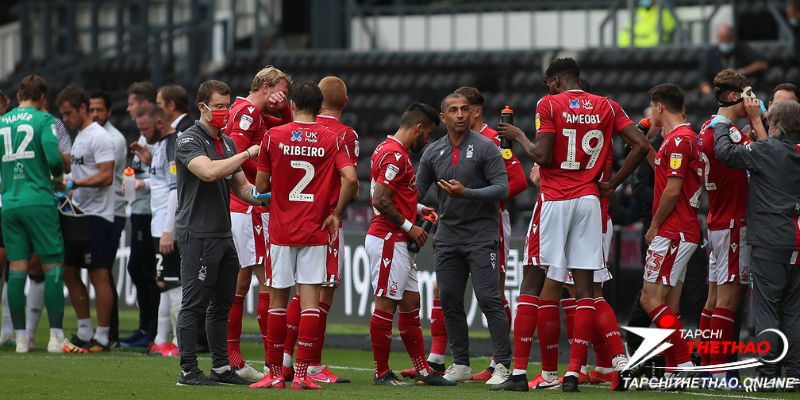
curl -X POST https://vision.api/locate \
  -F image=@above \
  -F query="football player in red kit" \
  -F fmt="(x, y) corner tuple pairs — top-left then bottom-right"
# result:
(281, 76), (358, 384)
(495, 58), (648, 392)
(225, 66), (291, 381)
(367, 103), (455, 387)
(640, 84), (703, 383)
(697, 70), (753, 381)
(252, 81), (357, 391)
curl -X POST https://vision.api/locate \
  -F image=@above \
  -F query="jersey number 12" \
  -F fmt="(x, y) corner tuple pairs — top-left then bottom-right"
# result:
(0, 124), (36, 162)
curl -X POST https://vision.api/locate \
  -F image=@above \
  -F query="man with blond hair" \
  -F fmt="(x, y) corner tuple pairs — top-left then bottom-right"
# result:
(225, 65), (292, 381)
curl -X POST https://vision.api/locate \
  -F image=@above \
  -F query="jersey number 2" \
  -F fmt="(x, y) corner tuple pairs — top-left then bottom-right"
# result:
(289, 160), (314, 202)
(0, 124), (36, 162)
(560, 129), (604, 170)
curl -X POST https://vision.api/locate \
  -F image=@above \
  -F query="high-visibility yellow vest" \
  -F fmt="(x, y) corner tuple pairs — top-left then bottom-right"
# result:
(618, 6), (676, 48)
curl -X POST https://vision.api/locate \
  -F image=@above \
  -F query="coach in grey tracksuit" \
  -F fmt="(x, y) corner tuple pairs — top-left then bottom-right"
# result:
(417, 93), (510, 372)
(714, 101), (800, 379)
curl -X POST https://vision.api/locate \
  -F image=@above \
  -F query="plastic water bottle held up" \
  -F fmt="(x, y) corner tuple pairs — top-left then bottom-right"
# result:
(123, 167), (136, 203)
(499, 105), (514, 160)
(408, 213), (437, 254)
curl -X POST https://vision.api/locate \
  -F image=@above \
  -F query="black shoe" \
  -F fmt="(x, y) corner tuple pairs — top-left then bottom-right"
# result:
(415, 372), (457, 387)
(87, 339), (110, 353)
(120, 330), (145, 346)
(68, 335), (90, 349)
(374, 371), (412, 387)
(211, 368), (253, 385)
(177, 369), (221, 386)
(562, 375), (580, 392)
(429, 362), (446, 375)
(490, 374), (528, 392)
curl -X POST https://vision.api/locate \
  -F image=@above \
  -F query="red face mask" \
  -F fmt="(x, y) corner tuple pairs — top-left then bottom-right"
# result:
(203, 104), (228, 129)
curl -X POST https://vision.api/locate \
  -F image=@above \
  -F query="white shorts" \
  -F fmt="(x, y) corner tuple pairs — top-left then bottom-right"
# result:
(230, 211), (269, 268)
(547, 265), (613, 285)
(498, 209), (511, 273)
(268, 244), (327, 289)
(323, 228), (345, 288)
(644, 235), (698, 287)
(524, 194), (604, 270)
(708, 226), (751, 285)
(365, 234), (419, 301)
(603, 219), (613, 265)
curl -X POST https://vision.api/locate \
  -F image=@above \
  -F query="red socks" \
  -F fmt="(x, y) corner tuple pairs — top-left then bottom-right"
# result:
(284, 294), (301, 360)
(513, 295), (539, 371)
(227, 294), (245, 369)
(399, 309), (430, 373)
(295, 308), (320, 380)
(699, 308), (713, 366)
(593, 297), (625, 359)
(561, 298), (576, 345)
(567, 298), (595, 374)
(267, 308), (287, 377)
(257, 291), (270, 365)
(312, 301), (330, 366)
(648, 305), (691, 366)
(429, 299), (447, 358)
(502, 298), (512, 330)
(371, 309), (394, 377)
(538, 299), (560, 372)
(710, 307), (736, 367)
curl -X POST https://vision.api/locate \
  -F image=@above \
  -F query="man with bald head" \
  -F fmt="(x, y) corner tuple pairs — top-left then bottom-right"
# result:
(699, 24), (768, 94)
(280, 76), (358, 384)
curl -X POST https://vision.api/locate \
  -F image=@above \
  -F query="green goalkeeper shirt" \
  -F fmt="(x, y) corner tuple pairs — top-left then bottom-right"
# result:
(0, 106), (64, 210)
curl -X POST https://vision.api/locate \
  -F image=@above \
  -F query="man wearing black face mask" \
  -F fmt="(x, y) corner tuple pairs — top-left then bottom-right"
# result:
(699, 24), (769, 95)
(174, 80), (268, 386)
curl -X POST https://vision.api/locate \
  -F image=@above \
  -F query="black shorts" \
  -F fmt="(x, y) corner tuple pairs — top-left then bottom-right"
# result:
(64, 215), (117, 269)
(154, 237), (181, 282)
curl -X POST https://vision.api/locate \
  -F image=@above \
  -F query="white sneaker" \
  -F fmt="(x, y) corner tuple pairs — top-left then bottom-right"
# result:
(0, 330), (14, 346)
(235, 363), (266, 382)
(48, 334), (66, 353)
(485, 364), (510, 385)
(15, 334), (30, 353)
(443, 363), (472, 382)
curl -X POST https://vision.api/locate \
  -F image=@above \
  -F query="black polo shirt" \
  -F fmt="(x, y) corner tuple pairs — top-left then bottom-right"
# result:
(174, 121), (241, 241)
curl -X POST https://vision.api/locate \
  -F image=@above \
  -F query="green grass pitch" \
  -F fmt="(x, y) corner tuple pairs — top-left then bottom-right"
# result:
(0, 311), (795, 400)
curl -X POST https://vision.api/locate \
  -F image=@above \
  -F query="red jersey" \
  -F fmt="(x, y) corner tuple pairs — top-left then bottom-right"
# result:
(257, 121), (353, 246)
(316, 115), (360, 213)
(478, 124), (528, 210)
(226, 97), (292, 213)
(535, 90), (633, 201)
(653, 124), (702, 243)
(367, 136), (417, 241)
(698, 117), (749, 231)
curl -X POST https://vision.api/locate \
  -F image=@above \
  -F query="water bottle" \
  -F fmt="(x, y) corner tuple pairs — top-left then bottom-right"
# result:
(407, 214), (436, 254)
(636, 117), (651, 134)
(123, 167), (136, 203)
(499, 105), (514, 160)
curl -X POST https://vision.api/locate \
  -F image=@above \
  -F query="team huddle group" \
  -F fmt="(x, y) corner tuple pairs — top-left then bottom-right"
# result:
(0, 56), (796, 392)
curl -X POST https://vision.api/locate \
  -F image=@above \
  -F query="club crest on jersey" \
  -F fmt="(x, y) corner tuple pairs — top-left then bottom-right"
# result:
(466, 144), (474, 159)
(239, 114), (253, 130)
(305, 131), (318, 143)
(291, 131), (303, 142)
(384, 164), (399, 181)
(569, 99), (580, 109)
(670, 153), (682, 169)
(729, 127), (742, 143)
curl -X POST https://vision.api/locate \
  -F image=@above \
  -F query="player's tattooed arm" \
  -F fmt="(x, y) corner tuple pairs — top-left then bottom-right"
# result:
(231, 171), (270, 207)
(372, 182), (406, 227)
